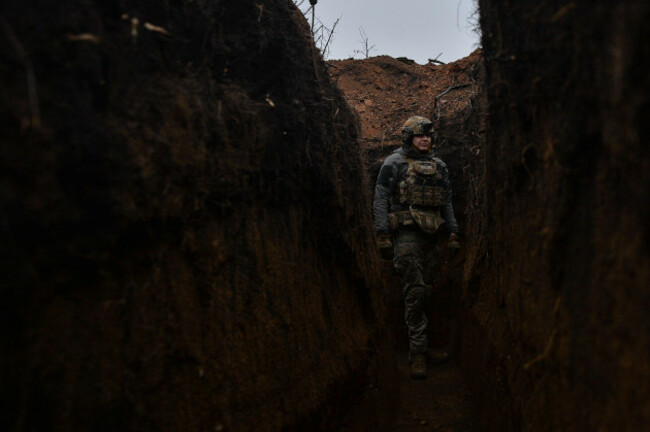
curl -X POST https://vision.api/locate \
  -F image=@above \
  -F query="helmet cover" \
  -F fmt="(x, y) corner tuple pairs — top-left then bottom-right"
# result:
(401, 116), (434, 145)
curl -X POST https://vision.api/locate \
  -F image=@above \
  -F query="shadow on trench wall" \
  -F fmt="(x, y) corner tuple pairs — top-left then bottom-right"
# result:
(0, 0), (398, 431)
(460, 1), (650, 430)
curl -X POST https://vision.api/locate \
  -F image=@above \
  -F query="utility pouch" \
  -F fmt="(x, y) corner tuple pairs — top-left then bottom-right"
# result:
(388, 211), (416, 232)
(408, 206), (444, 234)
(411, 160), (438, 176)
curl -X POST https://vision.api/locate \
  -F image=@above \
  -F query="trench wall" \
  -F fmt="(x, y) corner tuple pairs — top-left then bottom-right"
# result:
(461, 1), (650, 430)
(0, 1), (396, 431)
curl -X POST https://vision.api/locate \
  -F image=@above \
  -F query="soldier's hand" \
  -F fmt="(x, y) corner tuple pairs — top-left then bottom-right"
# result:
(447, 233), (461, 260)
(376, 233), (393, 260)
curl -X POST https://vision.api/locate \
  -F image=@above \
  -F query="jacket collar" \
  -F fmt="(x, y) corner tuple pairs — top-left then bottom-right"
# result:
(399, 145), (434, 160)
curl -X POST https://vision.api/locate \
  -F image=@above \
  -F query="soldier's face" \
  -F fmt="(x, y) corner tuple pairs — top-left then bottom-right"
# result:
(412, 134), (431, 153)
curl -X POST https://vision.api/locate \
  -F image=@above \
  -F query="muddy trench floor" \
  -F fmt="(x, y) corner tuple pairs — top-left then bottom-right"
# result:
(392, 351), (479, 432)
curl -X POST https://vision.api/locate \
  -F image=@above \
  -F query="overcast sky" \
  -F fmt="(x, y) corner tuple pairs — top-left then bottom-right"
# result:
(297, 0), (481, 64)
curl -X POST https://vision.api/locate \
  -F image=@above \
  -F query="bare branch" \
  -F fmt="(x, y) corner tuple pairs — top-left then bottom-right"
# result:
(428, 52), (446, 65)
(434, 83), (473, 119)
(436, 83), (472, 100)
(354, 27), (376, 59)
(293, 1), (340, 60)
(322, 18), (339, 58)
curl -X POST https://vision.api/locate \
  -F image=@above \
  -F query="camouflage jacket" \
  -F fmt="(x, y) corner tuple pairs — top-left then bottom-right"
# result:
(373, 146), (459, 235)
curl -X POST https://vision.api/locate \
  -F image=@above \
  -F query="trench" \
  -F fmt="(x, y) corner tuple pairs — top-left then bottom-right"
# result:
(325, 49), (486, 432)
(1, 1), (649, 431)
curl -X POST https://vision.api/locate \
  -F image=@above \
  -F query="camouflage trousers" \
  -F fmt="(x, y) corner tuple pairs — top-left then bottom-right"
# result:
(392, 229), (439, 355)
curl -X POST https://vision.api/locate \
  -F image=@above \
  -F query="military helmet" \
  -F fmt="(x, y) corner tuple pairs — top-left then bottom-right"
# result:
(401, 116), (434, 145)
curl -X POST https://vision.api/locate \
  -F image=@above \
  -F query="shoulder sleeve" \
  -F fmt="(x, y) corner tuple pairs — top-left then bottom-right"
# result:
(436, 158), (459, 234)
(373, 156), (399, 234)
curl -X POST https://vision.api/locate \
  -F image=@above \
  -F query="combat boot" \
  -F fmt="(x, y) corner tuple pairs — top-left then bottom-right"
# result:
(410, 353), (427, 379)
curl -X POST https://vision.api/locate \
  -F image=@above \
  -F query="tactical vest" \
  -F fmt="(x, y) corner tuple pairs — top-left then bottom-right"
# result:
(389, 159), (446, 234)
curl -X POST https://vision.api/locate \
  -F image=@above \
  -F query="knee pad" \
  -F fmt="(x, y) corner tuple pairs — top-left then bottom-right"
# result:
(405, 286), (426, 309)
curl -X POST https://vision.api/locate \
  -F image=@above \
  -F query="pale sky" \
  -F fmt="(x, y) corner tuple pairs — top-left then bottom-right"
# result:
(296, 0), (480, 64)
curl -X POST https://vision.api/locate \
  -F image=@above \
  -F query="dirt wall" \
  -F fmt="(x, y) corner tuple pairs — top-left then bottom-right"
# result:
(0, 1), (396, 430)
(462, 1), (650, 430)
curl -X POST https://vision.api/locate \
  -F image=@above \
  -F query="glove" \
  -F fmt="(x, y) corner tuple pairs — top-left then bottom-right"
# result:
(376, 233), (393, 260)
(447, 233), (461, 260)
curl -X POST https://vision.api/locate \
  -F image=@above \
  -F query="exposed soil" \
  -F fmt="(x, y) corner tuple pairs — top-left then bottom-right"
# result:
(329, 53), (482, 145)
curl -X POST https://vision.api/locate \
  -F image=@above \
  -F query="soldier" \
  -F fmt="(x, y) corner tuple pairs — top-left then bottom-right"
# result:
(374, 115), (460, 379)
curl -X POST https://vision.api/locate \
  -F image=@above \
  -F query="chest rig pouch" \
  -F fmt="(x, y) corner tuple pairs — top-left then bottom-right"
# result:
(395, 159), (446, 234)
